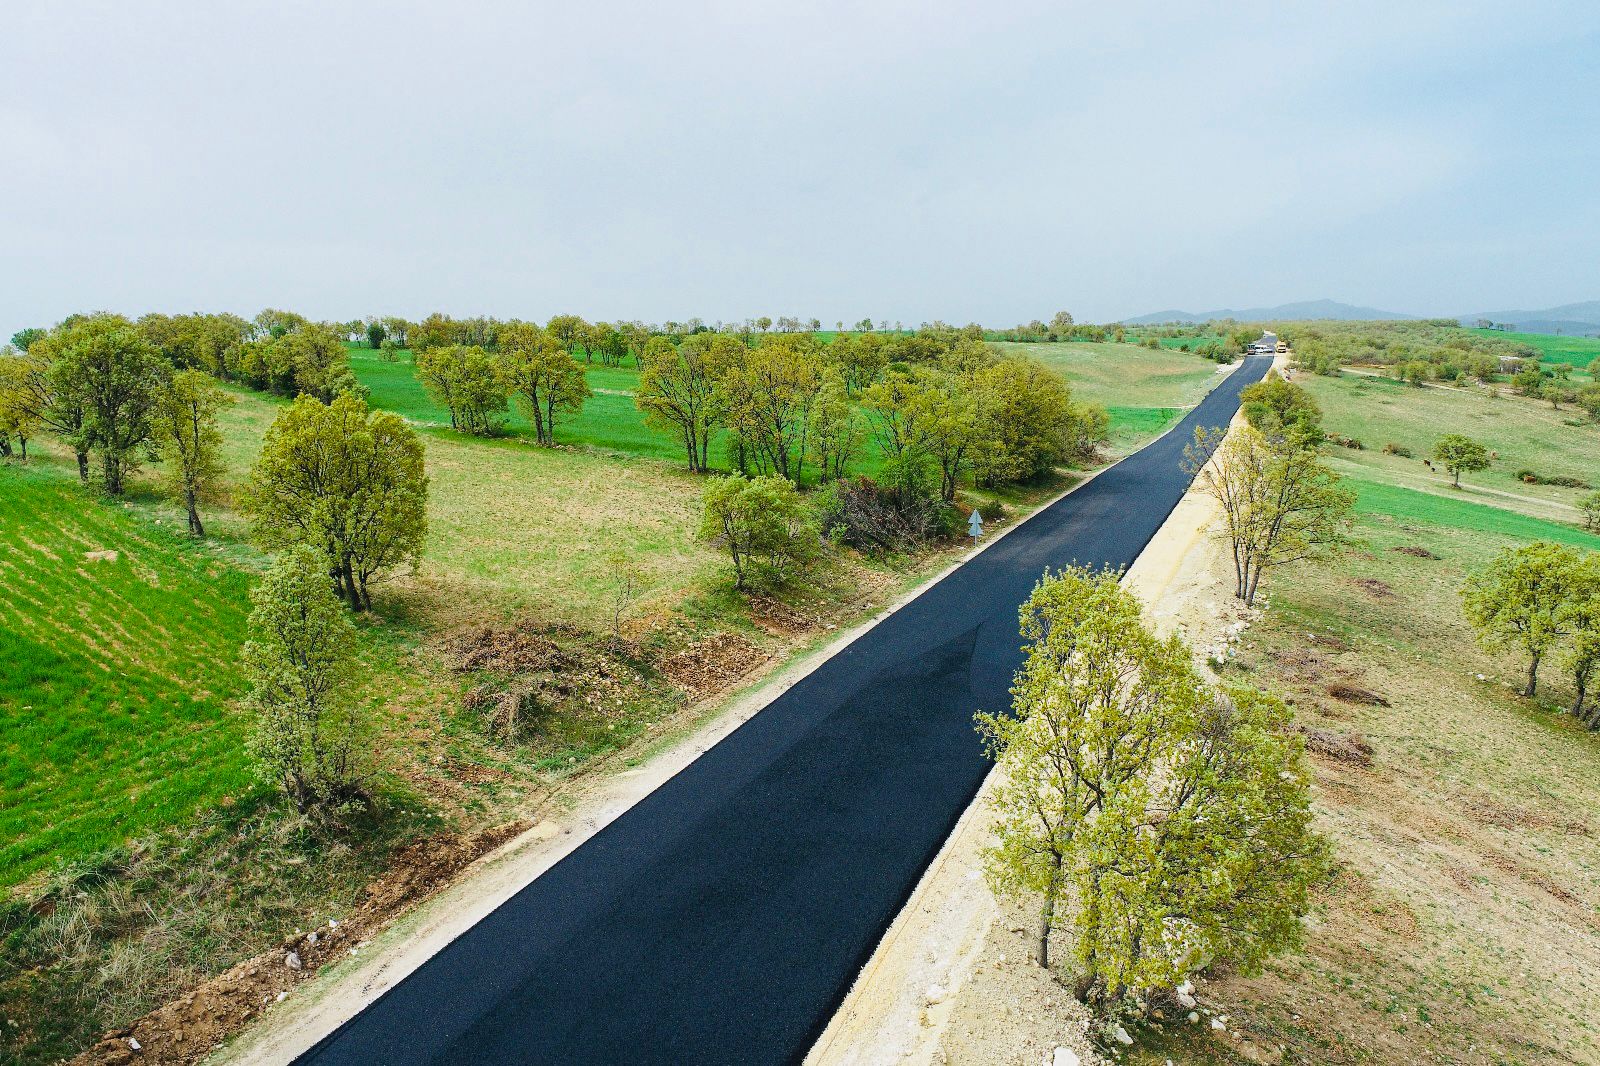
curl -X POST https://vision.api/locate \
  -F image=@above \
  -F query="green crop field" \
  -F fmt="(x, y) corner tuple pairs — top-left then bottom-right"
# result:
(1470, 327), (1600, 372)
(1295, 371), (1600, 523)
(0, 462), (256, 888)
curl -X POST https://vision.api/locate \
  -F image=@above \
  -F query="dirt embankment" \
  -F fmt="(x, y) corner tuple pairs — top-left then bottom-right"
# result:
(72, 822), (527, 1066)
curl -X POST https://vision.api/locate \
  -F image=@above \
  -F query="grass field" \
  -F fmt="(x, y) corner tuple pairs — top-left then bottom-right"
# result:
(1295, 370), (1600, 523)
(1471, 327), (1600, 372)
(0, 462), (256, 888)
(989, 340), (1225, 446)
(1136, 489), (1600, 1065)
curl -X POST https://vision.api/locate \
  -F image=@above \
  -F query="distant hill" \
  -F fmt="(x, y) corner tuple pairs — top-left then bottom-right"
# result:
(1120, 299), (1418, 325)
(1457, 300), (1600, 336)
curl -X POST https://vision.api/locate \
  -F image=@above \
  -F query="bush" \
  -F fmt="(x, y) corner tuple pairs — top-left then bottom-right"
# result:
(379, 338), (402, 363)
(1515, 469), (1592, 489)
(816, 476), (951, 554)
(699, 473), (819, 589)
(1382, 442), (1413, 458)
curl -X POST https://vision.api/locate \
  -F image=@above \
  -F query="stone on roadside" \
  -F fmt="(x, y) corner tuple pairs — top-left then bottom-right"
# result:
(285, 951), (302, 971)
(1051, 1048), (1080, 1066)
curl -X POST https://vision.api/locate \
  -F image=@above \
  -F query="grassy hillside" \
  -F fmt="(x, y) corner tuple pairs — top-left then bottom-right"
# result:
(0, 462), (255, 887)
(1138, 492), (1600, 1066)
(989, 340), (1225, 446)
(1294, 371), (1599, 523)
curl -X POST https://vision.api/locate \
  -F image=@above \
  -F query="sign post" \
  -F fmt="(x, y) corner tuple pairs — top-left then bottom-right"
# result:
(968, 508), (984, 548)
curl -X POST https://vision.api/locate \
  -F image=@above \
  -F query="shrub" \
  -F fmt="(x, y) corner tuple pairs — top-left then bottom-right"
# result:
(1515, 469), (1592, 489)
(816, 476), (950, 554)
(1382, 442), (1413, 458)
(699, 473), (819, 589)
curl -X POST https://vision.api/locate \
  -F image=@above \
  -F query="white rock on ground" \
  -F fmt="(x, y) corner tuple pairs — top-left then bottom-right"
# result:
(284, 951), (302, 971)
(1051, 1047), (1080, 1066)
(1112, 1024), (1134, 1045)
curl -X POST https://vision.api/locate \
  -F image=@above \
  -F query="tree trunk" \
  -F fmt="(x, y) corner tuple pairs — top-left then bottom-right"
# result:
(1524, 652), (1541, 698)
(1037, 852), (1064, 969)
(1573, 675), (1589, 719)
(186, 488), (205, 538)
(76, 449), (90, 482)
(103, 454), (123, 495)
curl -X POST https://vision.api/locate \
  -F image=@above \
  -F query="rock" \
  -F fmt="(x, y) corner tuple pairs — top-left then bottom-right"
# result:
(1113, 1025), (1134, 1045)
(1051, 1048), (1080, 1066)
(276, 991), (287, 1003)
(1187, 1012), (1200, 1024)
(127, 1037), (141, 1051)
(307, 930), (319, 946)
(285, 951), (302, 971)
(1211, 1016), (1227, 1031)
(1176, 989), (1197, 1008)
(924, 984), (946, 1006)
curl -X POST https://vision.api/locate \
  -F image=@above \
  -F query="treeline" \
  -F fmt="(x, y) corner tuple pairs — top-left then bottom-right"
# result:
(1275, 319), (1538, 380)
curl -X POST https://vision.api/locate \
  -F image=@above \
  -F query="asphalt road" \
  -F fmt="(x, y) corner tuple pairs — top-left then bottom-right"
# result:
(299, 356), (1272, 1066)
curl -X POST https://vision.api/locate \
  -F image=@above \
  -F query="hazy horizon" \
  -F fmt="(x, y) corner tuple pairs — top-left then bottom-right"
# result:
(4, 1), (1598, 340)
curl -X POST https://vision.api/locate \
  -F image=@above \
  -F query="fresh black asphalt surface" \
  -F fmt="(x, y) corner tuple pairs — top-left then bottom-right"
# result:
(298, 356), (1272, 1066)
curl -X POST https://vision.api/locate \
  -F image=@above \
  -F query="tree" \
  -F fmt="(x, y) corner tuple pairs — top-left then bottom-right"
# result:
(0, 353), (42, 459)
(978, 567), (1327, 1006)
(1050, 310), (1075, 335)
(698, 473), (817, 590)
(246, 392), (428, 610)
(1581, 491), (1600, 532)
(4, 334), (91, 478)
(366, 320), (387, 349)
(1186, 424), (1354, 605)
(973, 357), (1106, 486)
(9, 327), (45, 352)
(1560, 556), (1600, 725)
(1241, 372), (1321, 439)
(1462, 541), (1583, 697)
(716, 335), (823, 482)
(501, 330), (591, 445)
(49, 314), (170, 494)
(1575, 383), (1600, 422)
(237, 323), (355, 401)
(1432, 433), (1490, 488)
(415, 344), (509, 435)
(807, 370), (864, 482)
(243, 546), (368, 814)
(635, 335), (724, 471)
(155, 369), (235, 537)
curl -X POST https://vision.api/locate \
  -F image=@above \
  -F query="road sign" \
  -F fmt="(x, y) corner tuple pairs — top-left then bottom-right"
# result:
(968, 509), (984, 546)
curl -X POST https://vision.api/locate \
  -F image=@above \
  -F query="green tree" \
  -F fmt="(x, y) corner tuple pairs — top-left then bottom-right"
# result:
(246, 392), (429, 610)
(155, 369), (235, 537)
(49, 314), (170, 494)
(243, 546), (368, 814)
(1581, 491), (1600, 532)
(415, 344), (509, 436)
(1560, 555), (1600, 725)
(501, 329), (591, 445)
(1431, 433), (1490, 488)
(978, 567), (1327, 1006)
(237, 323), (355, 401)
(698, 473), (817, 590)
(715, 335), (823, 482)
(635, 334), (725, 471)
(366, 320), (387, 349)
(1239, 371), (1322, 439)
(1186, 424), (1354, 605)
(9, 327), (45, 352)
(973, 357), (1107, 486)
(0, 353), (42, 459)
(1575, 383), (1600, 422)
(807, 369), (865, 482)
(1462, 541), (1583, 697)
(3, 334), (91, 477)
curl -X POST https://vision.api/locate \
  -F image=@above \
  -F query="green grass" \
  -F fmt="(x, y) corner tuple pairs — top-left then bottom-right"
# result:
(0, 462), (256, 888)
(1349, 477), (1600, 549)
(1298, 371), (1600, 523)
(1470, 327), (1600, 371)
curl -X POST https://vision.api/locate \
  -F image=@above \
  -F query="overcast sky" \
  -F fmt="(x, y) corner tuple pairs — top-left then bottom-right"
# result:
(4, 1), (1597, 337)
